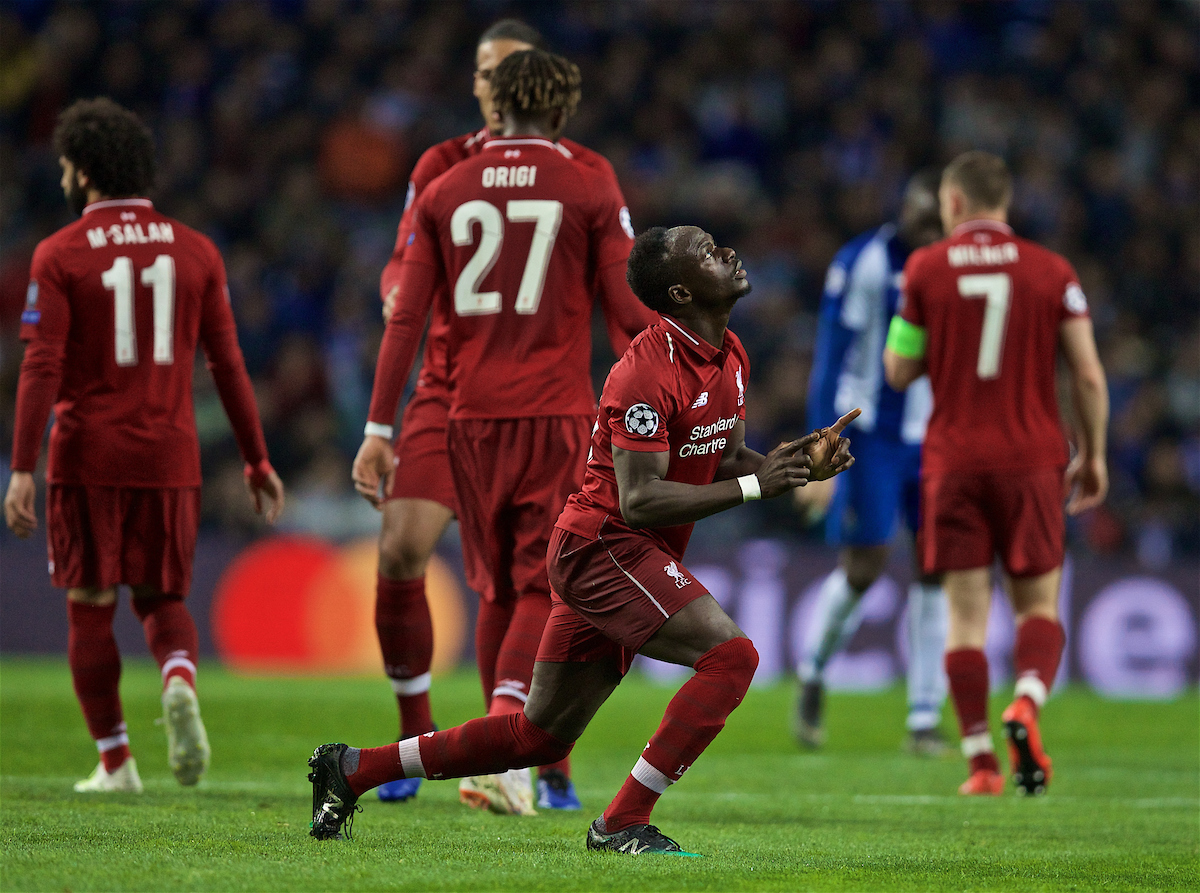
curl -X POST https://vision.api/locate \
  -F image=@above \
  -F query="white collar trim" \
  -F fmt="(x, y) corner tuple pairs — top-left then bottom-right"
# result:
(662, 316), (700, 346)
(83, 198), (154, 214)
(952, 219), (1013, 238)
(483, 137), (560, 152)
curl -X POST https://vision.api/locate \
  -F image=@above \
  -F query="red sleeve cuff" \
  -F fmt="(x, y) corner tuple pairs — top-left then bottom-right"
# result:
(610, 435), (671, 453)
(244, 459), (275, 488)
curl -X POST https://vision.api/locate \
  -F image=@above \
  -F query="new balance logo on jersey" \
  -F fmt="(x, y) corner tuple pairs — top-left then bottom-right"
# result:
(735, 367), (745, 406)
(691, 392), (709, 409)
(664, 561), (689, 589)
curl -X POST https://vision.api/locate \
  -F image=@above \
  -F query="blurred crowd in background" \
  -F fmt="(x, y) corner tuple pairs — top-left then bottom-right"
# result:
(1, 0), (1197, 565)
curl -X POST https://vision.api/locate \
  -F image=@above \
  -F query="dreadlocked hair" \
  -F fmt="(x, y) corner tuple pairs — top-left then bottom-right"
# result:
(490, 49), (581, 122)
(53, 97), (156, 197)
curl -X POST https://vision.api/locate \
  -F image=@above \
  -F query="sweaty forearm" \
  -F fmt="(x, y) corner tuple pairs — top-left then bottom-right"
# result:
(619, 477), (748, 529)
(715, 445), (765, 481)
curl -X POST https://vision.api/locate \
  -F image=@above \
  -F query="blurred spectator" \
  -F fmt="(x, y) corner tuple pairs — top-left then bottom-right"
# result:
(1, 0), (1196, 563)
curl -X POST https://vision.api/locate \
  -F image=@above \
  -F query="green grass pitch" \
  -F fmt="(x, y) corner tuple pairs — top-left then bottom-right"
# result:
(1, 658), (1196, 891)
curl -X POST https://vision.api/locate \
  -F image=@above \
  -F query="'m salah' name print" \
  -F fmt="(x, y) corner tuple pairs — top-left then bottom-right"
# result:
(87, 222), (175, 249)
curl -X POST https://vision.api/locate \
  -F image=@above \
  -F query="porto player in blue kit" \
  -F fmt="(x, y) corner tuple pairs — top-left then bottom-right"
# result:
(795, 171), (950, 755)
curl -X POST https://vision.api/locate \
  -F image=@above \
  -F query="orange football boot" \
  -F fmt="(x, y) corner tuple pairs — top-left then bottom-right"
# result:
(1002, 696), (1053, 795)
(958, 768), (1005, 796)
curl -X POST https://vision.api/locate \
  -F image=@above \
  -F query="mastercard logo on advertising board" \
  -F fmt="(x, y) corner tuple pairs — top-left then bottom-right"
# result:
(211, 536), (466, 674)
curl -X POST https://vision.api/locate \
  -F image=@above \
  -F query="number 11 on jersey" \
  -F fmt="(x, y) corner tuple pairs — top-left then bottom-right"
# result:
(102, 254), (176, 366)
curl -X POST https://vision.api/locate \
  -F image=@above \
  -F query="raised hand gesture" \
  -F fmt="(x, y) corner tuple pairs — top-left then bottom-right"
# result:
(804, 408), (861, 482)
(754, 432), (820, 499)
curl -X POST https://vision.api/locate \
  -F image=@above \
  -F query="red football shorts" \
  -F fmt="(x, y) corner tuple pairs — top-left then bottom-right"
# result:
(446, 415), (591, 605)
(540, 524), (712, 670)
(46, 485), (201, 595)
(389, 384), (457, 513)
(919, 467), (1065, 577)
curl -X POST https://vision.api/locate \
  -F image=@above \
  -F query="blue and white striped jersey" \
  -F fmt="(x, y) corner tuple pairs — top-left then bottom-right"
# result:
(806, 224), (932, 444)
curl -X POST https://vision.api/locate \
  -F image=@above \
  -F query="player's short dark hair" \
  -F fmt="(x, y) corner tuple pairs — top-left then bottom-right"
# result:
(626, 226), (679, 315)
(942, 151), (1012, 211)
(53, 97), (155, 197)
(479, 19), (545, 48)
(490, 49), (581, 122)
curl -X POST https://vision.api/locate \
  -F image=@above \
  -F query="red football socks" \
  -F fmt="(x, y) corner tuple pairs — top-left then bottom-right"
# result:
(487, 592), (552, 716)
(603, 637), (759, 832)
(946, 648), (990, 738)
(1013, 617), (1065, 713)
(474, 598), (514, 710)
(67, 600), (128, 770)
(348, 742), (404, 795)
(375, 574), (435, 738)
(346, 712), (572, 796)
(132, 595), (198, 689)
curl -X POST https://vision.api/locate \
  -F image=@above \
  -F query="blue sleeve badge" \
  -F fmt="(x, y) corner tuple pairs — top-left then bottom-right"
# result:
(21, 281), (40, 324)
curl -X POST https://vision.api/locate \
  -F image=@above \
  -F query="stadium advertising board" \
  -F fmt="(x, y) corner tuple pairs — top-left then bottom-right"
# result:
(1, 532), (1195, 699)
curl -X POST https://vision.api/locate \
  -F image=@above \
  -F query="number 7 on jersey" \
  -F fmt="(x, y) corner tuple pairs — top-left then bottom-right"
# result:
(957, 272), (1011, 379)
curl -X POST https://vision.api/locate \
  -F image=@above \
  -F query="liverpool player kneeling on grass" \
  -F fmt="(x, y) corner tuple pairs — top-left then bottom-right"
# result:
(5, 99), (283, 793)
(308, 224), (858, 853)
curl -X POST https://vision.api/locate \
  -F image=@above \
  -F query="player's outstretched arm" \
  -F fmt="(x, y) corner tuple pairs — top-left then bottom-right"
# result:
(352, 435), (396, 509)
(803, 408), (861, 482)
(3, 471), (37, 538)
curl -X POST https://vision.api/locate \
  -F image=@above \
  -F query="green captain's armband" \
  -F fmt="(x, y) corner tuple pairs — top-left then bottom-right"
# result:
(886, 316), (927, 359)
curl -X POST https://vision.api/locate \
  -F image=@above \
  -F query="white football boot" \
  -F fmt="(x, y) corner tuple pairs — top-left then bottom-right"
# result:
(74, 757), (143, 793)
(162, 676), (210, 786)
(458, 768), (537, 816)
(498, 767), (537, 816)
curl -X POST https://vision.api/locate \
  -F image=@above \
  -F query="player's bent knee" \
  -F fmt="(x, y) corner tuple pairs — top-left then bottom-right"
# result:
(695, 636), (759, 694)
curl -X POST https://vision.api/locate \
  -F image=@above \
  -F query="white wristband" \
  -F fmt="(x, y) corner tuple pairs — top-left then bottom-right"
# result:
(737, 474), (761, 502)
(364, 422), (394, 440)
